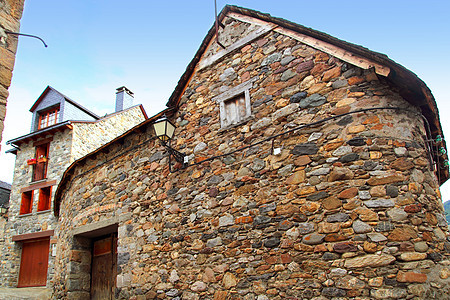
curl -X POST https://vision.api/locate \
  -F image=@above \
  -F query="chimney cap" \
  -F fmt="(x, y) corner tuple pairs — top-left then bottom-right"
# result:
(116, 86), (134, 96)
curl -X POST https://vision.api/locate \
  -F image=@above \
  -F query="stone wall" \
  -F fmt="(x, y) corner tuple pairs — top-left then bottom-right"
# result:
(71, 105), (146, 159)
(53, 20), (450, 300)
(0, 0), (25, 151)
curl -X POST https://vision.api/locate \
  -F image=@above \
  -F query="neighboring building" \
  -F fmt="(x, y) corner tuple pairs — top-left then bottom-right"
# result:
(0, 0), (25, 152)
(0, 180), (11, 210)
(0, 86), (147, 289)
(50, 5), (450, 299)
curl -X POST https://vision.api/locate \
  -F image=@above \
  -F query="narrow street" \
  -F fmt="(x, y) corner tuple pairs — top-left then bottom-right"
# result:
(0, 287), (51, 299)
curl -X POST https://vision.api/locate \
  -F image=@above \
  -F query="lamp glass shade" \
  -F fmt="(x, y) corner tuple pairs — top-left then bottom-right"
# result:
(153, 118), (176, 142)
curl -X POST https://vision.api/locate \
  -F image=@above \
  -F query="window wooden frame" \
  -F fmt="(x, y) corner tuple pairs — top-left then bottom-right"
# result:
(38, 107), (59, 130)
(37, 186), (52, 212)
(222, 93), (248, 127)
(20, 191), (34, 215)
(213, 78), (255, 129)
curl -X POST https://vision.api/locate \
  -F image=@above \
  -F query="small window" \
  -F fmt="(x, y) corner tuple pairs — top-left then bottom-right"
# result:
(38, 107), (59, 129)
(20, 191), (33, 215)
(33, 143), (49, 182)
(37, 186), (51, 211)
(223, 94), (247, 127)
(214, 78), (254, 129)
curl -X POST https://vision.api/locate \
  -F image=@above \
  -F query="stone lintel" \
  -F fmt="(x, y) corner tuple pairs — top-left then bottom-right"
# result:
(72, 217), (119, 238)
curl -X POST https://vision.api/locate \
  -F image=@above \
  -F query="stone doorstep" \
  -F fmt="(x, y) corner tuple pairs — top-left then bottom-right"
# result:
(0, 287), (51, 299)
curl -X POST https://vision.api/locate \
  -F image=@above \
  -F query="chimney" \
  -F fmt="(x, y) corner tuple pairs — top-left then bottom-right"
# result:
(115, 86), (134, 112)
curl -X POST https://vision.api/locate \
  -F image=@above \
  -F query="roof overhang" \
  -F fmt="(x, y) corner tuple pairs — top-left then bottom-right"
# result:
(6, 121), (73, 148)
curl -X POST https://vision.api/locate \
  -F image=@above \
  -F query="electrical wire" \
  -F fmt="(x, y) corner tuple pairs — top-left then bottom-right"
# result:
(56, 106), (446, 213)
(178, 106), (433, 170)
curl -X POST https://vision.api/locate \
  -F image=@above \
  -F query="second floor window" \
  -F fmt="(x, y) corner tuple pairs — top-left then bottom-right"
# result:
(37, 186), (52, 211)
(33, 143), (49, 181)
(20, 191), (33, 215)
(38, 107), (59, 129)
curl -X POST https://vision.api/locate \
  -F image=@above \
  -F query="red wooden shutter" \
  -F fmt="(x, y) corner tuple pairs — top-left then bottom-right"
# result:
(38, 187), (51, 211)
(20, 191), (33, 215)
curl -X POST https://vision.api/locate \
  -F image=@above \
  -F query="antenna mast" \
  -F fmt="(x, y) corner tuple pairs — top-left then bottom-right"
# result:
(214, 0), (225, 48)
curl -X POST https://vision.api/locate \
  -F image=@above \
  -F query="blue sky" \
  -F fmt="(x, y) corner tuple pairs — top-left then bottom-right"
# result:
(1, 1), (450, 199)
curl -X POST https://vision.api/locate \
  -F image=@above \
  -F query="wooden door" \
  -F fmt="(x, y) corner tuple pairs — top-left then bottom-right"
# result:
(34, 144), (49, 181)
(17, 238), (50, 287)
(91, 235), (117, 300)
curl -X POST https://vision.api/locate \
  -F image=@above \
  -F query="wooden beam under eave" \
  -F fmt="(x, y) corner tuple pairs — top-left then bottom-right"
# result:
(227, 12), (390, 77)
(274, 27), (390, 77)
(100, 147), (110, 154)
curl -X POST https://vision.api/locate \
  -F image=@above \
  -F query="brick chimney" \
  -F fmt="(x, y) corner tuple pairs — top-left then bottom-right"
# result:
(115, 86), (134, 112)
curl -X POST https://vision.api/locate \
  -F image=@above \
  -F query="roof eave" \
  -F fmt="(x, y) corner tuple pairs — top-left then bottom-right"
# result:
(6, 121), (73, 146)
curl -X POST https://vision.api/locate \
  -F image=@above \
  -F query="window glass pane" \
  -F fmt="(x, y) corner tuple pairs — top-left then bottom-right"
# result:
(48, 111), (55, 125)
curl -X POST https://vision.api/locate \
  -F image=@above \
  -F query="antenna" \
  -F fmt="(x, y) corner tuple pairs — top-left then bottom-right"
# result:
(214, 0), (225, 49)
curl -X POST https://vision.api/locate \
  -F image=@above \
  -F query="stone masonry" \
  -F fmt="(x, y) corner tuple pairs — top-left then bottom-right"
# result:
(0, 105), (146, 287)
(0, 0), (25, 152)
(53, 9), (449, 300)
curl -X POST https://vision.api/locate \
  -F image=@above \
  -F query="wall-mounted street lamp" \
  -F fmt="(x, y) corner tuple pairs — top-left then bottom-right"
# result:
(153, 116), (187, 172)
(0, 205), (7, 214)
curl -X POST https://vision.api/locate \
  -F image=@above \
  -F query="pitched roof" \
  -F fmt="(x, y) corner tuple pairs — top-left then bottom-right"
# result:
(7, 104), (148, 148)
(30, 85), (100, 119)
(167, 5), (443, 140)
(0, 181), (11, 191)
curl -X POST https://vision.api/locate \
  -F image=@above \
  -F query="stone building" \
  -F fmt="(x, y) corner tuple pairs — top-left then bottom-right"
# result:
(52, 6), (449, 300)
(0, 86), (147, 289)
(0, 0), (25, 152)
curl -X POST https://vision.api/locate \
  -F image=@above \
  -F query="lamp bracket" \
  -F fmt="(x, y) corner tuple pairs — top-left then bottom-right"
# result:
(163, 142), (186, 166)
